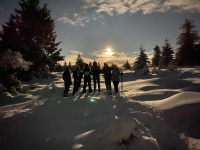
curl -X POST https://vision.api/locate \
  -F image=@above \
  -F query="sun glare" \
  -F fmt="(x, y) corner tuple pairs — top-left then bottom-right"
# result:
(106, 48), (113, 55)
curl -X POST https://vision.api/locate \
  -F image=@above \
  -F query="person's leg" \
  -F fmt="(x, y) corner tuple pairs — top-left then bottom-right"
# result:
(88, 78), (92, 92)
(93, 78), (96, 92)
(65, 84), (70, 96)
(113, 81), (117, 93)
(116, 81), (119, 93)
(97, 76), (100, 92)
(108, 78), (112, 93)
(82, 78), (87, 93)
(105, 78), (109, 92)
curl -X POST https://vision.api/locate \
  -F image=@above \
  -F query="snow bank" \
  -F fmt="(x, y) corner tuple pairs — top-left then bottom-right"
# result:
(134, 65), (149, 75)
(74, 118), (136, 149)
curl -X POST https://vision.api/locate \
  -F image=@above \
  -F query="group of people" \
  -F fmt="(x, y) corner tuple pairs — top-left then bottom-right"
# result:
(62, 61), (123, 97)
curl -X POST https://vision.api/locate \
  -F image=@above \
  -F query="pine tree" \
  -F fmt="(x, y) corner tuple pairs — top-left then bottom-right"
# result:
(68, 62), (72, 70)
(133, 44), (150, 70)
(160, 38), (174, 68)
(63, 61), (67, 71)
(89, 61), (92, 68)
(98, 62), (100, 68)
(152, 45), (161, 67)
(0, 0), (64, 74)
(123, 60), (131, 69)
(76, 54), (85, 70)
(175, 19), (200, 66)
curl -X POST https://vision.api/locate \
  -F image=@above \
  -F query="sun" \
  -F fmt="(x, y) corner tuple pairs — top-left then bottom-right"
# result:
(106, 48), (113, 55)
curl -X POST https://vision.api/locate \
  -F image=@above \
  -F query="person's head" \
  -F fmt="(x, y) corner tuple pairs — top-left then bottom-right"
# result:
(85, 64), (89, 67)
(104, 63), (108, 68)
(112, 65), (117, 71)
(93, 61), (97, 67)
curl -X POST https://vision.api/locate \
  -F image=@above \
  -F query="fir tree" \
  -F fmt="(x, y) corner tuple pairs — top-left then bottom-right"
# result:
(123, 60), (131, 69)
(89, 61), (92, 68)
(0, 0), (63, 74)
(175, 19), (200, 66)
(76, 54), (85, 70)
(160, 38), (174, 68)
(98, 62), (100, 68)
(55, 64), (63, 72)
(63, 61), (67, 71)
(68, 62), (72, 70)
(152, 45), (161, 67)
(133, 44), (150, 70)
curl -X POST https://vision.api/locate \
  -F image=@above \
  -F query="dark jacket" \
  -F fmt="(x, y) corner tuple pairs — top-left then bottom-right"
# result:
(73, 70), (83, 82)
(92, 66), (101, 79)
(83, 67), (91, 78)
(102, 67), (112, 79)
(63, 70), (72, 84)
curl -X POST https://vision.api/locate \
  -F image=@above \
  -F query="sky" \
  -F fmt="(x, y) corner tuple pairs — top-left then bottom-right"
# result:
(0, 0), (200, 66)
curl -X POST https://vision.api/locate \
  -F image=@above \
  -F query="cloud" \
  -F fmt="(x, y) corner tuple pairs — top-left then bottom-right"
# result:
(59, 49), (153, 67)
(89, 48), (138, 66)
(58, 14), (90, 26)
(82, 0), (200, 15)
(59, 50), (93, 65)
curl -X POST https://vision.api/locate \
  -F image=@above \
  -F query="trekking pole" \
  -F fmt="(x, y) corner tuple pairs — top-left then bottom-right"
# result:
(121, 71), (123, 92)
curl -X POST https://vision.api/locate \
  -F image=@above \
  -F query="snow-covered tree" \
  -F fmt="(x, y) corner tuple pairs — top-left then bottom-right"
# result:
(0, 49), (32, 92)
(160, 38), (174, 68)
(123, 60), (131, 69)
(0, 49), (32, 71)
(0, 0), (64, 75)
(175, 19), (200, 66)
(133, 44), (150, 70)
(152, 45), (161, 67)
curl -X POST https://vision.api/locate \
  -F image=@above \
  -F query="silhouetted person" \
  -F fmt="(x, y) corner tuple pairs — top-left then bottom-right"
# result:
(102, 63), (112, 94)
(73, 65), (82, 95)
(92, 61), (101, 92)
(62, 67), (72, 97)
(82, 64), (92, 93)
(112, 65), (123, 93)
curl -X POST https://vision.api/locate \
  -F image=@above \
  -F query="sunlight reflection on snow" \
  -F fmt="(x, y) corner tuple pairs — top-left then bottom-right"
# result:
(72, 143), (83, 149)
(74, 130), (95, 140)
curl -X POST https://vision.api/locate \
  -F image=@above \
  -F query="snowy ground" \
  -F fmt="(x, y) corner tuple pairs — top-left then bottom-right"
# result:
(0, 68), (200, 150)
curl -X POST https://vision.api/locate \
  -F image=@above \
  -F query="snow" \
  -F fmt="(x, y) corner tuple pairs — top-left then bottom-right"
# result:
(0, 68), (200, 149)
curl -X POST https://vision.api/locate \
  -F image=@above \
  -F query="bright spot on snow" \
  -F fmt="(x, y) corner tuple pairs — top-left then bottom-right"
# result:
(45, 138), (50, 141)
(84, 113), (87, 116)
(75, 130), (95, 140)
(72, 143), (83, 149)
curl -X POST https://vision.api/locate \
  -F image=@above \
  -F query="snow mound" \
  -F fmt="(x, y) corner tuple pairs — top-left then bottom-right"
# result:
(167, 64), (177, 71)
(75, 118), (136, 150)
(134, 65), (149, 75)
(145, 92), (200, 110)
(151, 67), (159, 74)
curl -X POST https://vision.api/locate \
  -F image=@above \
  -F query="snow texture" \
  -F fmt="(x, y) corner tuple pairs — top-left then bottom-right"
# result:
(0, 68), (200, 150)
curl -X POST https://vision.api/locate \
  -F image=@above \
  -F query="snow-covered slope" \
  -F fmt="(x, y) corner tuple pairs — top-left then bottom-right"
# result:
(0, 68), (200, 149)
